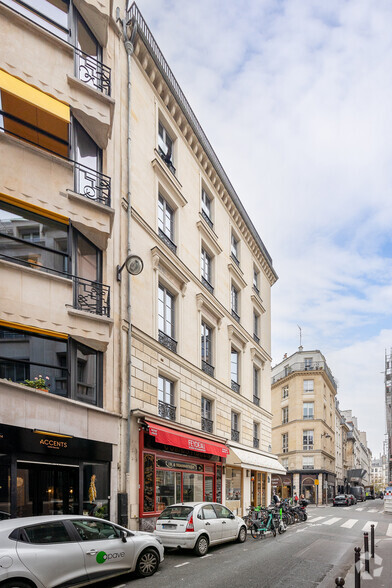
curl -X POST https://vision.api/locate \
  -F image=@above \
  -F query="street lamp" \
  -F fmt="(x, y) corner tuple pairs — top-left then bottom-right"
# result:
(117, 254), (144, 281)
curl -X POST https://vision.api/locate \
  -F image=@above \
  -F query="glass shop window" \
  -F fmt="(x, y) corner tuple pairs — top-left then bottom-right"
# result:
(155, 470), (181, 512)
(82, 462), (109, 519)
(225, 467), (241, 501)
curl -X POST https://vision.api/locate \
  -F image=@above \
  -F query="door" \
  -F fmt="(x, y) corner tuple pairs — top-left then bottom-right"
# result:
(69, 519), (136, 582)
(17, 462), (79, 517)
(199, 504), (221, 544)
(213, 504), (238, 540)
(204, 476), (214, 502)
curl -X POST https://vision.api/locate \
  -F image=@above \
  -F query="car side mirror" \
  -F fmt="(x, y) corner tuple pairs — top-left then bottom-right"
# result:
(120, 530), (127, 543)
(229, 514), (235, 519)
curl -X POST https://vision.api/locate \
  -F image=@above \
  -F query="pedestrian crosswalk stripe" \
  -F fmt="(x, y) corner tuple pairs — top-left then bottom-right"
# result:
(322, 517), (342, 525)
(368, 509), (377, 513)
(362, 521), (378, 532)
(356, 508), (364, 511)
(310, 516), (325, 522)
(387, 524), (392, 537)
(341, 519), (357, 529)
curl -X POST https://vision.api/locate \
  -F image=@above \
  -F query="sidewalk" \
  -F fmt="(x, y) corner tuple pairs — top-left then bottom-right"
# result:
(340, 536), (392, 587)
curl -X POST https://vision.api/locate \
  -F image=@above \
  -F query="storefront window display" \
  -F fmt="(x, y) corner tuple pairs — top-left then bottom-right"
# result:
(225, 467), (241, 501)
(82, 462), (110, 519)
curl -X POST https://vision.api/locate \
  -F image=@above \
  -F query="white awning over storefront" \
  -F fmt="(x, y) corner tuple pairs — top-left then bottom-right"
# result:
(228, 445), (287, 474)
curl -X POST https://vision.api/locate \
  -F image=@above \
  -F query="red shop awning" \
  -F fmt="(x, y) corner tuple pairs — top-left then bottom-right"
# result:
(145, 421), (229, 458)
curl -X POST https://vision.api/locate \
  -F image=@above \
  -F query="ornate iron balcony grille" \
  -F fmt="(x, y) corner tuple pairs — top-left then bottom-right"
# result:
(303, 444), (314, 451)
(201, 276), (214, 294)
(74, 162), (111, 207)
(231, 428), (240, 442)
(303, 464), (314, 470)
(253, 333), (260, 344)
(201, 209), (213, 229)
(202, 360), (214, 378)
(231, 380), (240, 394)
(158, 228), (177, 254)
(158, 147), (176, 175)
(303, 414), (314, 420)
(158, 330), (177, 353)
(158, 400), (176, 421)
(201, 416), (213, 433)
(74, 276), (110, 317)
(231, 309), (240, 323)
(253, 395), (260, 407)
(271, 360), (337, 391)
(231, 253), (240, 267)
(74, 47), (111, 96)
(253, 437), (259, 449)
(253, 284), (260, 296)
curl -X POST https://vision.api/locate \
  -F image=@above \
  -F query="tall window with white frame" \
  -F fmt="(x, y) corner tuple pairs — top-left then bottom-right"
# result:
(303, 456), (314, 470)
(304, 357), (313, 370)
(231, 411), (240, 441)
(201, 396), (213, 433)
(303, 380), (314, 394)
(253, 267), (260, 294)
(158, 121), (175, 173)
(253, 311), (260, 344)
(201, 321), (214, 377)
(158, 375), (175, 421)
(201, 247), (213, 293)
(231, 348), (240, 393)
(303, 402), (314, 420)
(253, 422), (259, 449)
(253, 366), (260, 406)
(231, 284), (240, 322)
(201, 188), (213, 228)
(303, 430), (314, 450)
(158, 195), (176, 253)
(282, 385), (289, 399)
(282, 406), (289, 424)
(231, 233), (239, 265)
(282, 433), (288, 453)
(158, 284), (176, 352)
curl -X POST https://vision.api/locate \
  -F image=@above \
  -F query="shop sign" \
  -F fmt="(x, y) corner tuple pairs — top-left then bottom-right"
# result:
(272, 475), (291, 486)
(156, 459), (203, 471)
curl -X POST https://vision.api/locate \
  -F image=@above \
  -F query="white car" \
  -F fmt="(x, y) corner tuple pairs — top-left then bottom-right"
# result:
(154, 502), (247, 556)
(0, 515), (164, 588)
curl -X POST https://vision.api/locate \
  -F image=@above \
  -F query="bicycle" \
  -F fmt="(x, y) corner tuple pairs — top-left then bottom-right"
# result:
(242, 505), (267, 531)
(250, 508), (277, 539)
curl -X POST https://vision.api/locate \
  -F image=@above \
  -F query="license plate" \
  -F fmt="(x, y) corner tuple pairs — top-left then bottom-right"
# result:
(162, 524), (176, 529)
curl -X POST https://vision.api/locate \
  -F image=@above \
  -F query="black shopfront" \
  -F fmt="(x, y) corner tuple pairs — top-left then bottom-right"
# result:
(0, 423), (112, 519)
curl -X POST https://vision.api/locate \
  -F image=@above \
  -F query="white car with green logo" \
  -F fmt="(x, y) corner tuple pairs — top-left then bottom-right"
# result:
(0, 515), (164, 587)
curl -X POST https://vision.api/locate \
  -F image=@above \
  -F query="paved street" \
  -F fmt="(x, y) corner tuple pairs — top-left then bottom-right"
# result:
(97, 499), (391, 588)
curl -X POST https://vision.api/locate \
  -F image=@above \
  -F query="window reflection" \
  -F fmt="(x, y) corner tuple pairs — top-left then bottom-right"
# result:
(2, 0), (69, 39)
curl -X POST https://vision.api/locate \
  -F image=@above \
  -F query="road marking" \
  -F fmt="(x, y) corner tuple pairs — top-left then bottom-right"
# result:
(356, 508), (364, 511)
(175, 562), (190, 568)
(368, 509), (377, 513)
(387, 524), (392, 537)
(200, 554), (213, 559)
(341, 519), (357, 529)
(322, 517), (342, 526)
(310, 516), (326, 522)
(362, 521), (378, 532)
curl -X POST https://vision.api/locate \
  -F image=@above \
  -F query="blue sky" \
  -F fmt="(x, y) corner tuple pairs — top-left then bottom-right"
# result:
(133, 0), (392, 456)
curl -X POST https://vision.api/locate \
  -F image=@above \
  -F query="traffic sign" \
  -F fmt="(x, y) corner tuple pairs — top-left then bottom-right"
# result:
(314, 480), (319, 485)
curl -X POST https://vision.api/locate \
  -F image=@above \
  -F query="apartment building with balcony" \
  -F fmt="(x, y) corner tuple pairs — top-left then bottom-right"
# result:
(0, 0), (126, 521)
(335, 399), (349, 494)
(125, 4), (285, 530)
(271, 348), (337, 504)
(341, 410), (372, 489)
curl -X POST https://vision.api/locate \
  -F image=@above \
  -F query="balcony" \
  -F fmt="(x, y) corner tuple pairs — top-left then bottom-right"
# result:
(303, 415), (314, 420)
(231, 429), (240, 442)
(201, 416), (213, 433)
(74, 162), (111, 207)
(231, 309), (240, 324)
(158, 147), (176, 176)
(201, 209), (213, 230)
(201, 276), (214, 294)
(272, 360), (337, 391)
(158, 330), (177, 353)
(158, 400), (176, 421)
(253, 395), (260, 407)
(202, 360), (214, 378)
(253, 333), (260, 344)
(231, 380), (240, 394)
(158, 228), (177, 254)
(74, 48), (111, 96)
(253, 437), (259, 449)
(231, 253), (240, 267)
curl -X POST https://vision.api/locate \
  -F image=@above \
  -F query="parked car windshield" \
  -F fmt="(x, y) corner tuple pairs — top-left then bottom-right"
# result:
(158, 506), (193, 520)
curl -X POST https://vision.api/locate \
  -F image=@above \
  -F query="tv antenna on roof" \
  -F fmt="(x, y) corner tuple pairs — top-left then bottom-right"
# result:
(297, 325), (303, 350)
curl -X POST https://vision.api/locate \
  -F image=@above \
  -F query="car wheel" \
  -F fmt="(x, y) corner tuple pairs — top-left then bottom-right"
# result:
(1, 582), (33, 588)
(194, 534), (209, 556)
(136, 548), (160, 577)
(237, 525), (247, 543)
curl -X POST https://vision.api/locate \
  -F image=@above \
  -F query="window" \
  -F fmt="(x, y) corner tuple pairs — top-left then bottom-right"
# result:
(2, 0), (68, 40)
(158, 195), (176, 252)
(303, 402), (314, 420)
(281, 458), (288, 470)
(253, 366), (260, 406)
(253, 311), (260, 343)
(231, 284), (240, 322)
(304, 357), (313, 370)
(282, 433), (288, 453)
(0, 326), (102, 406)
(24, 521), (71, 544)
(303, 380), (314, 393)
(158, 375), (175, 420)
(282, 386), (289, 399)
(231, 348), (240, 393)
(303, 456), (314, 470)
(282, 406), (289, 424)
(303, 430), (314, 451)
(231, 233), (239, 265)
(73, 120), (108, 205)
(158, 121), (175, 173)
(225, 468), (241, 500)
(201, 322), (214, 377)
(158, 284), (176, 352)
(201, 189), (213, 227)
(74, 9), (109, 95)
(284, 364), (291, 377)
(231, 412), (239, 441)
(201, 247), (213, 292)
(253, 268), (259, 293)
(253, 422), (259, 448)
(71, 519), (120, 541)
(201, 396), (212, 433)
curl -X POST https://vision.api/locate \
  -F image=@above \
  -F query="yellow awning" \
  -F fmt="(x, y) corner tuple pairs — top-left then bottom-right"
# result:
(0, 69), (70, 123)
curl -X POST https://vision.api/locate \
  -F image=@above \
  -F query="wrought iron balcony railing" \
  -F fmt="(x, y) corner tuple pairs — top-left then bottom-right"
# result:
(201, 416), (213, 433)
(158, 400), (176, 421)
(74, 47), (111, 96)
(231, 253), (240, 267)
(74, 276), (110, 317)
(303, 464), (314, 470)
(231, 309), (240, 323)
(158, 147), (176, 175)
(253, 394), (260, 406)
(272, 360), (337, 391)
(201, 276), (214, 294)
(231, 380), (240, 394)
(158, 330), (177, 353)
(253, 437), (259, 449)
(202, 360), (214, 378)
(74, 162), (111, 207)
(253, 333), (260, 344)
(303, 415), (314, 420)
(231, 428), (240, 442)
(253, 284), (260, 296)
(158, 228), (177, 254)
(303, 445), (314, 451)
(201, 209), (213, 229)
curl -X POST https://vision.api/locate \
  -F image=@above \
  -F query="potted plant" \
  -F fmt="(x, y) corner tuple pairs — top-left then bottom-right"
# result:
(22, 375), (50, 392)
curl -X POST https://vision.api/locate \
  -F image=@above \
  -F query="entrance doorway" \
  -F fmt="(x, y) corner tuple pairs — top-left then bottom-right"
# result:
(17, 462), (79, 517)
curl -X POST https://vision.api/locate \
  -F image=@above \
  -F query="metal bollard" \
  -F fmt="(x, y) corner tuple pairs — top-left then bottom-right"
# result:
(364, 532), (370, 573)
(335, 578), (345, 586)
(354, 547), (361, 588)
(370, 524), (375, 558)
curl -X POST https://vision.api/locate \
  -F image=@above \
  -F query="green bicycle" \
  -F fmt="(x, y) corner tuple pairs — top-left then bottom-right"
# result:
(250, 508), (277, 539)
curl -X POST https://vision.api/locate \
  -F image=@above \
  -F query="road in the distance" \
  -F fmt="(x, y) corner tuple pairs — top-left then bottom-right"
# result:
(99, 499), (390, 588)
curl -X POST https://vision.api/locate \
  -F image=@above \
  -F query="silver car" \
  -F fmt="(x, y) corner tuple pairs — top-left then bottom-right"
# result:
(154, 502), (247, 556)
(0, 515), (164, 587)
